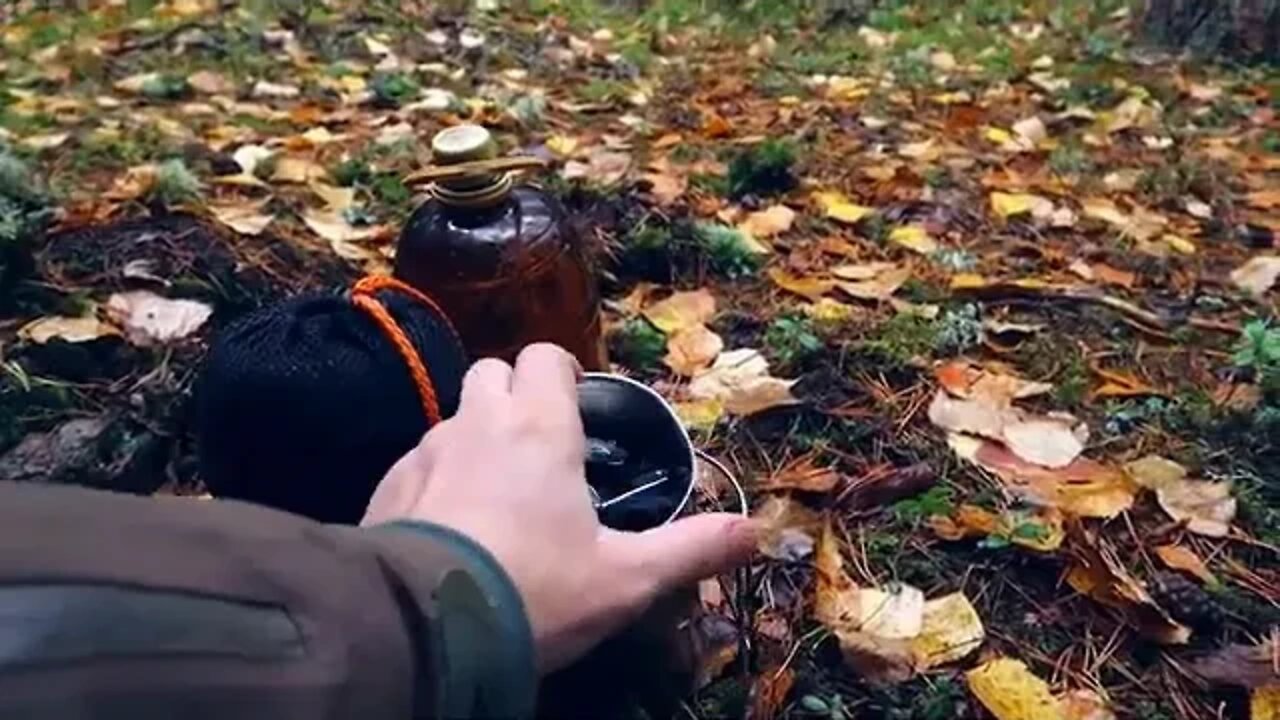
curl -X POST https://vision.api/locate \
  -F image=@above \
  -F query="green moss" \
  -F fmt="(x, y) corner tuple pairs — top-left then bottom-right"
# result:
(370, 72), (419, 108)
(609, 317), (665, 371)
(576, 78), (626, 104)
(330, 157), (373, 187)
(891, 485), (954, 524)
(764, 315), (823, 369)
(1048, 144), (1095, 176)
(148, 159), (202, 206)
(694, 222), (762, 279)
(726, 139), (796, 199)
(863, 314), (939, 366)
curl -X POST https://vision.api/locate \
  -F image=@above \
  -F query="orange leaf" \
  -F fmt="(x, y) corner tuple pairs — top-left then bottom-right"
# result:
(759, 455), (841, 493)
(1091, 263), (1136, 288)
(1246, 189), (1280, 209)
(702, 111), (733, 139)
(1154, 544), (1217, 585)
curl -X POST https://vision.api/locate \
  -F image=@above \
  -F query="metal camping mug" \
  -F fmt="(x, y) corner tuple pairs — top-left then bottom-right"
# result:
(536, 373), (747, 719)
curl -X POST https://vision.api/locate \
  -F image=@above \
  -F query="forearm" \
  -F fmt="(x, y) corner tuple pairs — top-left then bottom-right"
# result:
(0, 482), (535, 720)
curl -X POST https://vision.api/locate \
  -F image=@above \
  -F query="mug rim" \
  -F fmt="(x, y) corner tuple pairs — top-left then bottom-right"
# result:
(581, 372), (697, 527)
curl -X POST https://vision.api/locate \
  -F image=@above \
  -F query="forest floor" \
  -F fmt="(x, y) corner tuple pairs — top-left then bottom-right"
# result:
(0, 1), (1277, 718)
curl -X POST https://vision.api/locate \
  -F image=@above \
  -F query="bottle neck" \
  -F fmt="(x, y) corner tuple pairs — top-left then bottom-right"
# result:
(431, 173), (514, 210)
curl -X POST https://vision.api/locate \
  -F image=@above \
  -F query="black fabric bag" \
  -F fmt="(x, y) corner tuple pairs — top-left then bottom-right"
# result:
(195, 286), (467, 523)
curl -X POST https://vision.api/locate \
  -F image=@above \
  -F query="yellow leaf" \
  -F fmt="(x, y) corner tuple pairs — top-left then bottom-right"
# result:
(18, 313), (120, 344)
(803, 298), (859, 323)
(991, 192), (1053, 220)
(813, 521), (860, 628)
(836, 265), (912, 301)
(890, 225), (938, 255)
(643, 289), (716, 335)
(546, 134), (579, 157)
(664, 324), (724, 376)
(673, 397), (724, 431)
(1164, 234), (1197, 255)
(768, 268), (835, 301)
(1253, 685), (1280, 720)
(271, 156), (327, 184)
(309, 181), (356, 212)
(950, 273), (989, 290)
(910, 592), (985, 670)
(984, 126), (1016, 146)
(21, 132), (70, 150)
(967, 658), (1066, 720)
(1154, 544), (1217, 585)
(814, 191), (875, 224)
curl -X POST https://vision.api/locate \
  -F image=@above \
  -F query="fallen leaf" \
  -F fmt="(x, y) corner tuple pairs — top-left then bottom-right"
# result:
(1254, 686), (1280, 720)
(21, 132), (70, 150)
(1082, 197), (1167, 241)
(759, 456), (840, 493)
(1124, 455), (1237, 537)
(232, 144), (275, 176)
(104, 291), (212, 347)
(1231, 256), (1280, 297)
(1157, 477), (1236, 538)
(1154, 545), (1217, 585)
(209, 200), (273, 236)
(643, 289), (716, 334)
(18, 313), (120, 344)
(748, 666), (794, 720)
(768, 268), (835, 301)
(890, 225), (938, 255)
(1192, 640), (1280, 689)
(104, 163), (159, 200)
(1246, 189), (1280, 210)
(930, 505), (1065, 552)
(928, 391), (1008, 440)
(271, 156), (327, 184)
(949, 435), (1136, 518)
(836, 264), (912, 301)
(188, 70), (233, 94)
(1013, 115), (1048, 145)
(664, 324), (724, 376)
(114, 71), (160, 94)
(804, 298), (859, 323)
(642, 169), (686, 206)
(1066, 527), (1191, 644)
(754, 495), (820, 561)
(673, 397), (724, 431)
(301, 208), (386, 260)
(967, 657), (1065, 720)
(309, 181), (356, 211)
(738, 204), (795, 239)
(910, 592), (985, 670)
(252, 80), (300, 99)
(991, 192), (1054, 220)
(562, 148), (632, 187)
(814, 191), (875, 224)
(1001, 415), (1087, 469)
(935, 361), (1053, 406)
(1057, 690), (1116, 720)
(688, 348), (800, 416)
(1091, 263), (1136, 288)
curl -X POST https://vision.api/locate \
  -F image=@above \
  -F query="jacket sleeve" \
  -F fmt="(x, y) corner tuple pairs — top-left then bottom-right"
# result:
(0, 481), (536, 720)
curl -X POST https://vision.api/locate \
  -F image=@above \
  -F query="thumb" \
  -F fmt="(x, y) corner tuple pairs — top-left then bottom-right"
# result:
(610, 513), (759, 596)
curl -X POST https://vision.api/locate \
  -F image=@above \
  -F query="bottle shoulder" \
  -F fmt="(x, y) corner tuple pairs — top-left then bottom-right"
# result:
(400, 185), (566, 255)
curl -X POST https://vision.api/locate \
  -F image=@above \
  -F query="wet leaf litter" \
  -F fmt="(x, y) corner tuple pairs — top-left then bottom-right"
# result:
(2, 0), (1279, 718)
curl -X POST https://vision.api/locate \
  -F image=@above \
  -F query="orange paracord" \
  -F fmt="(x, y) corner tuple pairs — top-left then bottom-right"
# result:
(350, 276), (458, 426)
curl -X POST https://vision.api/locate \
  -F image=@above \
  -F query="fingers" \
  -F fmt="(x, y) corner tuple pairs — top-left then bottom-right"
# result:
(607, 514), (759, 599)
(459, 357), (514, 410)
(511, 343), (582, 421)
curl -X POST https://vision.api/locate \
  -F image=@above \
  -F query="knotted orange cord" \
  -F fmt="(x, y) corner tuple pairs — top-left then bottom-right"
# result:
(350, 276), (458, 425)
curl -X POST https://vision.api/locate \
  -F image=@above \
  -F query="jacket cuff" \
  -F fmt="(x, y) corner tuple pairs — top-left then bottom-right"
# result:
(375, 521), (536, 719)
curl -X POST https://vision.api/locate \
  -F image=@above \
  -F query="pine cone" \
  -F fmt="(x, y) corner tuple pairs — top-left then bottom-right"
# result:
(1150, 572), (1224, 629)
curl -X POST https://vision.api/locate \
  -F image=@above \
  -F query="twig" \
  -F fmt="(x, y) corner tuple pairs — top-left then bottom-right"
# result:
(111, 21), (209, 54)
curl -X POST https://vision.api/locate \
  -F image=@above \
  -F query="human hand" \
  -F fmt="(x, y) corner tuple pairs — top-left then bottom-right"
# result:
(361, 344), (758, 673)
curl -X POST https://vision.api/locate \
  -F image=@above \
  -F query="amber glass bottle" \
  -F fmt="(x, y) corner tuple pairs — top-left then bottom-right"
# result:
(394, 125), (607, 370)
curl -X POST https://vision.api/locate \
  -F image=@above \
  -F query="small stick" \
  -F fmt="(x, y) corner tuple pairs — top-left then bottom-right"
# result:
(403, 157), (549, 185)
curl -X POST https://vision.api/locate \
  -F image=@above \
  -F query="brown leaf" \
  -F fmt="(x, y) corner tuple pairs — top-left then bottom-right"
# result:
(935, 361), (1053, 407)
(643, 289), (717, 334)
(1230, 256), (1280, 297)
(814, 520), (860, 627)
(1091, 263), (1137, 288)
(643, 169), (687, 206)
(754, 495), (820, 561)
(1153, 544), (1217, 584)
(1192, 640), (1280, 689)
(664, 324), (724, 376)
(1057, 690), (1116, 720)
(562, 148), (632, 187)
(747, 666), (793, 720)
(738, 205), (796, 239)
(209, 200), (274, 236)
(767, 268), (835, 301)
(702, 111), (733, 139)
(1066, 527), (1191, 645)
(1246, 189), (1280, 209)
(1157, 478), (1237, 538)
(758, 455), (840, 493)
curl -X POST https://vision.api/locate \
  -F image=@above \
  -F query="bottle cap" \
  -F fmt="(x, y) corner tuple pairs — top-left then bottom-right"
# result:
(431, 125), (497, 165)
